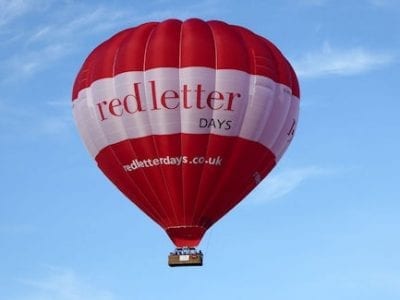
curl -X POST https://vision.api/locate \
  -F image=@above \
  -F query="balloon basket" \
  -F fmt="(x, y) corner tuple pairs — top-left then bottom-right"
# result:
(168, 247), (203, 267)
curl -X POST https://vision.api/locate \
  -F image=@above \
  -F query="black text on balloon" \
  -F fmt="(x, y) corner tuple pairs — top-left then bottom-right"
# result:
(199, 118), (232, 130)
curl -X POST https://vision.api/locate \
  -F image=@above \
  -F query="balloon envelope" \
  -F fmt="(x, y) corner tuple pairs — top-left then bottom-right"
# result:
(72, 19), (300, 247)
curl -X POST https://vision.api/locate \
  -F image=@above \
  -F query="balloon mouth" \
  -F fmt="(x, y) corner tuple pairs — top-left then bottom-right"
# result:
(166, 226), (207, 248)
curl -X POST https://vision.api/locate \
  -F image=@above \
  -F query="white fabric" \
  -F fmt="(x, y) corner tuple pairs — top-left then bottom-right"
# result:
(73, 67), (299, 160)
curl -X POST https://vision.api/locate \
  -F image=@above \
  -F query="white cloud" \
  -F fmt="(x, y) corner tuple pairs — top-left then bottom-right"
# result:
(1, 4), (128, 81)
(46, 99), (72, 107)
(0, 99), (73, 139)
(293, 42), (395, 78)
(18, 267), (116, 300)
(1, 1), (224, 80)
(5, 43), (73, 78)
(140, 0), (224, 21)
(299, 0), (399, 8)
(56, 6), (127, 38)
(40, 116), (72, 135)
(0, 0), (54, 29)
(249, 166), (334, 204)
(24, 6), (126, 46)
(0, 0), (36, 27)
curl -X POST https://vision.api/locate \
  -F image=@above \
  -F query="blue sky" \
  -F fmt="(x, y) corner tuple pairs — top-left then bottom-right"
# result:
(1, 0), (399, 299)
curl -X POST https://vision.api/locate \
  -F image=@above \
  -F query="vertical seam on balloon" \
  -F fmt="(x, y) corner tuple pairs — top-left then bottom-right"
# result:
(80, 30), (168, 225)
(247, 38), (273, 142)
(270, 92), (299, 160)
(119, 28), (173, 223)
(189, 20), (218, 228)
(134, 25), (173, 224)
(87, 55), (132, 207)
(265, 48), (294, 157)
(178, 20), (186, 226)
(260, 43), (292, 155)
(261, 86), (280, 149)
(195, 27), (253, 223)
(142, 23), (179, 226)
(258, 50), (282, 153)
(84, 88), (155, 219)
(220, 44), (254, 214)
(93, 24), (173, 227)
(89, 36), (165, 224)
(110, 32), (167, 224)
(144, 28), (177, 226)
(269, 61), (300, 159)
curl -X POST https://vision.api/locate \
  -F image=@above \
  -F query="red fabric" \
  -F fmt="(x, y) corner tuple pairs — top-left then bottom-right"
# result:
(72, 18), (299, 100)
(95, 134), (276, 247)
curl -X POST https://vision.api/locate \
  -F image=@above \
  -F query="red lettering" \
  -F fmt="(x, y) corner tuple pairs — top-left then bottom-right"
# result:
(195, 84), (205, 109)
(124, 82), (144, 113)
(94, 80), (241, 121)
(149, 80), (160, 111)
(123, 94), (144, 113)
(225, 92), (241, 111)
(181, 84), (192, 109)
(161, 90), (179, 109)
(96, 101), (108, 121)
(206, 91), (224, 110)
(109, 98), (123, 116)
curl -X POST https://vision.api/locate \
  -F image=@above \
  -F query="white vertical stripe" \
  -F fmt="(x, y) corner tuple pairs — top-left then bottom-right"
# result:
(239, 76), (276, 141)
(271, 96), (300, 160)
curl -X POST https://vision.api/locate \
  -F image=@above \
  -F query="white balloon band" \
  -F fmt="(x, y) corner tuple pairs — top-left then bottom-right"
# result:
(73, 67), (299, 161)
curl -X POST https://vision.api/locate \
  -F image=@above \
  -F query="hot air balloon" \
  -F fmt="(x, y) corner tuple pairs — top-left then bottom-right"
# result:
(72, 18), (299, 266)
